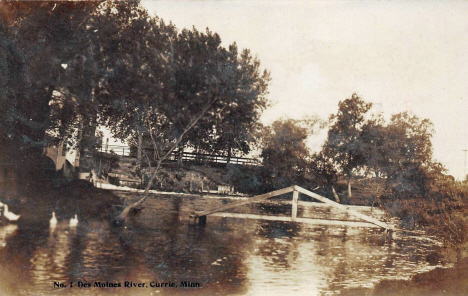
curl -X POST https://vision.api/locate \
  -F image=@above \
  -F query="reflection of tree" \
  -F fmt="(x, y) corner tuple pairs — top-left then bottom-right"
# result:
(256, 201), (294, 216)
(328, 228), (351, 291)
(2, 226), (47, 294)
(113, 198), (257, 295)
(254, 221), (302, 269)
(66, 228), (88, 282)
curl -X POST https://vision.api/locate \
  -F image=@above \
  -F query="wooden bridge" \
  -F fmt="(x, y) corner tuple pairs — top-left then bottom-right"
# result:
(191, 185), (393, 232)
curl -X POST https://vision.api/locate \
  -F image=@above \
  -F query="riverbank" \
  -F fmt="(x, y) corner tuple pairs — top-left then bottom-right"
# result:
(339, 238), (468, 296)
(341, 255), (468, 296)
(5, 179), (122, 224)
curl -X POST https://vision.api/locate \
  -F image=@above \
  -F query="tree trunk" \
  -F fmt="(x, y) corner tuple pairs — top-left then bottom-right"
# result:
(227, 147), (232, 164)
(118, 160), (162, 222)
(331, 185), (340, 203)
(178, 144), (183, 165)
(116, 94), (220, 225)
(137, 133), (142, 163)
(347, 177), (352, 199)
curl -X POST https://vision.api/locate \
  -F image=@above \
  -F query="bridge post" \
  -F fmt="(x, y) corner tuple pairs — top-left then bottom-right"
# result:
(292, 190), (299, 220)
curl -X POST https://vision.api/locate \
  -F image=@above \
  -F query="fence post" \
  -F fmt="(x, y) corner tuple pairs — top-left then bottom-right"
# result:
(292, 190), (298, 220)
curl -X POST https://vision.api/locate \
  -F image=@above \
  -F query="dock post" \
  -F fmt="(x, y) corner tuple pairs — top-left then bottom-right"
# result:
(198, 215), (207, 226)
(292, 190), (298, 220)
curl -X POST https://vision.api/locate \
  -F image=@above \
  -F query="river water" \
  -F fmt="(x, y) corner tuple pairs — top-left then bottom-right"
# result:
(0, 193), (443, 296)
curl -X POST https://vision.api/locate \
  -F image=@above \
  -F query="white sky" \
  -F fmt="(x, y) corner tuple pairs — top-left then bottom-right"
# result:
(141, 0), (468, 180)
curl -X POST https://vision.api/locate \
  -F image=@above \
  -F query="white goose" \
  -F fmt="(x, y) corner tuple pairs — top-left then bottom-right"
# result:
(3, 205), (20, 221)
(69, 214), (78, 227)
(50, 212), (57, 227)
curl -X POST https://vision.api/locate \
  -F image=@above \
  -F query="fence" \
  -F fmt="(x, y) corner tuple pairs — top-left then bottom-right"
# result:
(168, 151), (259, 165)
(100, 144), (260, 166)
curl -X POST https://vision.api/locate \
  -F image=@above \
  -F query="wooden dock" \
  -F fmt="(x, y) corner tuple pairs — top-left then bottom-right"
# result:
(191, 185), (392, 231)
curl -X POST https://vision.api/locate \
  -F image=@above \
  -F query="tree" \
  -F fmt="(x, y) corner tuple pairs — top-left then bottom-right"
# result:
(5, 1), (100, 144)
(360, 114), (388, 178)
(261, 116), (321, 190)
(382, 112), (435, 197)
(90, 16), (271, 221)
(310, 152), (340, 202)
(0, 19), (24, 165)
(324, 93), (372, 199)
(0, 1), (101, 189)
(358, 110), (436, 199)
(189, 44), (270, 162)
(90, 2), (176, 167)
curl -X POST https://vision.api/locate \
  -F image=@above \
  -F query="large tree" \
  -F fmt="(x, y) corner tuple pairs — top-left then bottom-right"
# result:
(359, 110), (436, 198)
(4, 1), (100, 144)
(189, 44), (270, 162)
(382, 112), (435, 197)
(85, 7), (271, 220)
(0, 1), (101, 188)
(324, 93), (372, 199)
(90, 2), (176, 163)
(261, 116), (321, 190)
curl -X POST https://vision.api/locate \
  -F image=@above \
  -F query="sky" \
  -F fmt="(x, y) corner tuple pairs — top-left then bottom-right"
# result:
(140, 0), (468, 180)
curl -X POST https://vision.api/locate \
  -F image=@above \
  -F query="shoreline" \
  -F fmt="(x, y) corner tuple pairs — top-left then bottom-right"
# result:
(341, 245), (468, 296)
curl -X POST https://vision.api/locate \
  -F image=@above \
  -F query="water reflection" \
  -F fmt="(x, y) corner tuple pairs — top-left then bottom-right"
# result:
(0, 194), (442, 296)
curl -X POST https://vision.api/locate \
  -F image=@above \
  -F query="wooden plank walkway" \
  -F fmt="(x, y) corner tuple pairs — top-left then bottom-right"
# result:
(192, 185), (392, 230)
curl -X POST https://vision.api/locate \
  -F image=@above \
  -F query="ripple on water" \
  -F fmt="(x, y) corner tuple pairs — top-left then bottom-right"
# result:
(0, 195), (444, 296)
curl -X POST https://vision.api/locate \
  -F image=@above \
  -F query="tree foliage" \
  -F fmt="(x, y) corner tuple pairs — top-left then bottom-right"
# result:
(90, 2), (270, 167)
(323, 93), (372, 198)
(189, 44), (270, 161)
(2, 1), (100, 150)
(324, 94), (371, 173)
(0, 1), (270, 194)
(319, 93), (439, 202)
(380, 112), (435, 197)
(261, 117), (321, 190)
(0, 1), (103, 189)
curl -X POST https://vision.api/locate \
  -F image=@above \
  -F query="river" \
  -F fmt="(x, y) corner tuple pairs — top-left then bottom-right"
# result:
(0, 193), (444, 296)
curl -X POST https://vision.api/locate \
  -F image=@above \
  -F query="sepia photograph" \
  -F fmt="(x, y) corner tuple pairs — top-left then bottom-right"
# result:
(1, 1), (468, 295)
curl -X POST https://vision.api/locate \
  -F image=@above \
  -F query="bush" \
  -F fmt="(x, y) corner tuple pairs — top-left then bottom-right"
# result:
(223, 164), (264, 194)
(384, 179), (468, 246)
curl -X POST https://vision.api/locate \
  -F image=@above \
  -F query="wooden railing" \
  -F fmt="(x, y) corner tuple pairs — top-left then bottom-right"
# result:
(101, 144), (260, 166)
(167, 151), (260, 165)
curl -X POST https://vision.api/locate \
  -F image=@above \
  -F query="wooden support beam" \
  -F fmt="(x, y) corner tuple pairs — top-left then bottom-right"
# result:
(293, 185), (391, 230)
(191, 184), (390, 231)
(208, 212), (382, 228)
(292, 190), (298, 220)
(193, 186), (295, 217)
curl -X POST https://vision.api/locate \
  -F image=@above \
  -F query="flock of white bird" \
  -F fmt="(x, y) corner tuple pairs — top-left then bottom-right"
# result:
(0, 201), (78, 227)
(50, 212), (79, 228)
